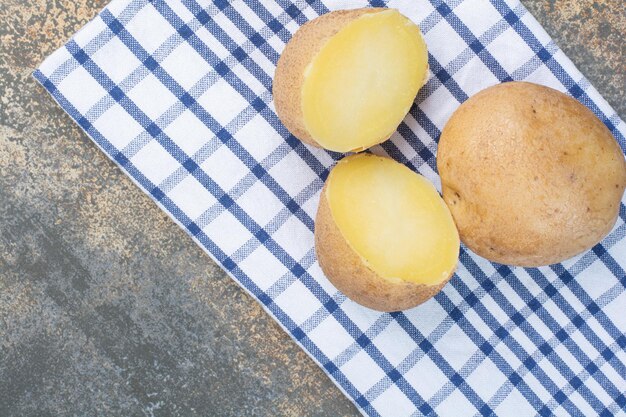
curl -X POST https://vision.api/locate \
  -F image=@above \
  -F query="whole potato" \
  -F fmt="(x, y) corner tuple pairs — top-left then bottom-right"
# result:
(437, 81), (626, 266)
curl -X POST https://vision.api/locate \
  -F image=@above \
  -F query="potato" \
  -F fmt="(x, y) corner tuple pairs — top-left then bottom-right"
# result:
(437, 81), (626, 267)
(315, 154), (459, 311)
(273, 8), (429, 153)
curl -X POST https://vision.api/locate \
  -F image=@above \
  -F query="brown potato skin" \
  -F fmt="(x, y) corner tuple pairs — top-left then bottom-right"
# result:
(272, 8), (381, 147)
(437, 81), (626, 267)
(315, 183), (451, 312)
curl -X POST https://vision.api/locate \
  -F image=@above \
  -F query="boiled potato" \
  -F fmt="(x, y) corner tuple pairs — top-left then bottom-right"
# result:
(437, 81), (626, 267)
(315, 154), (459, 311)
(273, 8), (429, 152)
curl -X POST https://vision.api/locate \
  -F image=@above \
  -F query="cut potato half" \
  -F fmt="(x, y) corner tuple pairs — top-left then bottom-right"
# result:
(274, 8), (429, 152)
(315, 154), (459, 311)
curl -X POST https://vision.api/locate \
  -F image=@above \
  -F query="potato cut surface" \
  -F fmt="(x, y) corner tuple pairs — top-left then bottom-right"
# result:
(326, 154), (459, 284)
(302, 10), (428, 152)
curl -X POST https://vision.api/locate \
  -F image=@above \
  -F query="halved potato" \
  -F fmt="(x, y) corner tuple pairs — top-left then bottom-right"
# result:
(437, 81), (626, 266)
(315, 154), (459, 311)
(273, 8), (429, 152)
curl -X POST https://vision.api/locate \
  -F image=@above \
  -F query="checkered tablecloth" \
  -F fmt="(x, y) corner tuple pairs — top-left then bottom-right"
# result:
(35, 0), (626, 415)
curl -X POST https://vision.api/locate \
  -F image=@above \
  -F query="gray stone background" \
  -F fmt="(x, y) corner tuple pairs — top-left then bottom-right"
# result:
(0, 0), (624, 416)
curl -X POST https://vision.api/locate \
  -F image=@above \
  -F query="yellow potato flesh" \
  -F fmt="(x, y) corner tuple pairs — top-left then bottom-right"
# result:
(327, 154), (459, 285)
(302, 10), (428, 152)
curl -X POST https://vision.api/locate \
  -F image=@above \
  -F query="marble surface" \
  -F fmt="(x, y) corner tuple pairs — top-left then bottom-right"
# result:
(0, 0), (623, 415)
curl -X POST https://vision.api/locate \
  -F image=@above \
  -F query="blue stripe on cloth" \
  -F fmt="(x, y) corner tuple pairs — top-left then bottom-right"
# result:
(453, 253), (595, 414)
(99, 9), (317, 232)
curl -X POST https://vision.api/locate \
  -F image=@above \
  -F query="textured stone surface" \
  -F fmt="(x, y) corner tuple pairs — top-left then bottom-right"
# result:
(0, 0), (623, 416)
(522, 0), (625, 117)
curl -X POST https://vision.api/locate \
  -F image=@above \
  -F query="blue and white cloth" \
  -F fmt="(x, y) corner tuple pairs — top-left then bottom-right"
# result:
(35, 0), (626, 415)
